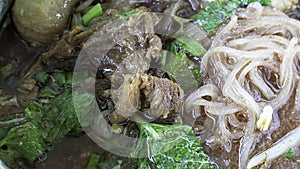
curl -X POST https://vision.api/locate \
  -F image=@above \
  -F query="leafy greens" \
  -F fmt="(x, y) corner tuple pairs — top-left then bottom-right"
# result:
(0, 71), (94, 166)
(132, 123), (216, 169)
(193, 0), (270, 32)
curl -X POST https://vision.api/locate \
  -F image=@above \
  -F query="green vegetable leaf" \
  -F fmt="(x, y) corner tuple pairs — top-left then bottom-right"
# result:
(0, 128), (7, 140)
(25, 101), (43, 119)
(73, 92), (95, 127)
(241, 0), (270, 6)
(43, 89), (80, 142)
(0, 64), (16, 82)
(0, 71), (89, 165)
(193, 0), (239, 32)
(193, 0), (270, 32)
(86, 153), (101, 169)
(174, 35), (206, 56)
(168, 36), (203, 84)
(0, 149), (20, 167)
(161, 50), (199, 91)
(52, 71), (72, 88)
(0, 122), (46, 163)
(39, 86), (60, 98)
(35, 71), (49, 85)
(25, 89), (85, 143)
(133, 123), (216, 169)
(53, 72), (67, 87)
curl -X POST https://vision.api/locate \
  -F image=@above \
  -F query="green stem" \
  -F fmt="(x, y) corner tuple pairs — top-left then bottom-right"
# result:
(82, 3), (103, 27)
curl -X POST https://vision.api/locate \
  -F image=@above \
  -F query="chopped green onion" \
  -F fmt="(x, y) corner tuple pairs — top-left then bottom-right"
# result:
(174, 35), (206, 57)
(115, 8), (140, 19)
(284, 150), (296, 159)
(82, 3), (103, 27)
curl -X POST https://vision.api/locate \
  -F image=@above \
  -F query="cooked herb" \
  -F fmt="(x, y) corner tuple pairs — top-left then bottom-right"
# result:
(132, 123), (216, 169)
(193, 0), (270, 32)
(241, 0), (270, 6)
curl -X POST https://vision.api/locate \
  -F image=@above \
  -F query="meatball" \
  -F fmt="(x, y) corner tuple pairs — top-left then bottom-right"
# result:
(12, 0), (79, 46)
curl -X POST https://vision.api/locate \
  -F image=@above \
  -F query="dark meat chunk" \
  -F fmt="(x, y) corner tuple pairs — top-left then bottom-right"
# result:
(84, 10), (162, 75)
(111, 74), (184, 121)
(44, 26), (93, 59)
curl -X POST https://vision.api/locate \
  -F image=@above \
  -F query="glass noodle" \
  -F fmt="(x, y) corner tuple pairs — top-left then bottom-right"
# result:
(185, 2), (300, 168)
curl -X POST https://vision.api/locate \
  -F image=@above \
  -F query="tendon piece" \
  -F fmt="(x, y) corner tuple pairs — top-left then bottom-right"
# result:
(113, 74), (141, 118)
(112, 74), (184, 121)
(41, 26), (93, 70)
